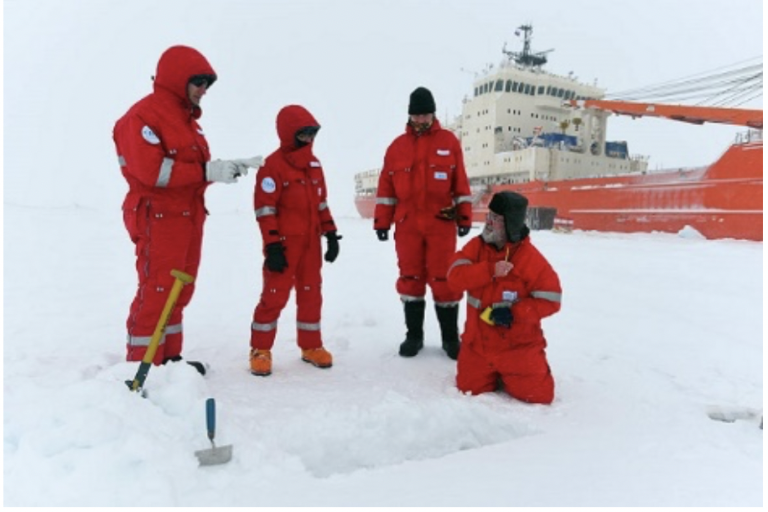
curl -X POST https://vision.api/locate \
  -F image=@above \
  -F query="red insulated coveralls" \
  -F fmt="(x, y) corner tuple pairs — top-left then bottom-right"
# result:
(251, 106), (337, 350)
(447, 235), (562, 404)
(113, 46), (215, 363)
(374, 120), (473, 304)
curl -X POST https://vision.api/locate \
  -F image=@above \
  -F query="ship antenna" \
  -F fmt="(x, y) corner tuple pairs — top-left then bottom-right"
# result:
(502, 24), (553, 70)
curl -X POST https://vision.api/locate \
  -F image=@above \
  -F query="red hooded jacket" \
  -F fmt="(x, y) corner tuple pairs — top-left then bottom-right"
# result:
(254, 105), (337, 245)
(114, 46), (215, 214)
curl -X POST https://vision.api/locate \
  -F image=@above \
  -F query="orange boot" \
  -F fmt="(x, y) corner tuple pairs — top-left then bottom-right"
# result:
(250, 349), (272, 376)
(301, 347), (333, 368)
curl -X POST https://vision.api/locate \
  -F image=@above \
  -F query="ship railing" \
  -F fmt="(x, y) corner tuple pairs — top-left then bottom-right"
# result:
(736, 130), (763, 145)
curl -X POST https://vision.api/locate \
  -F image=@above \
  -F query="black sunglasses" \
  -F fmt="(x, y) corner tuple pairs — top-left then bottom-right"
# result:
(296, 126), (320, 138)
(188, 74), (216, 88)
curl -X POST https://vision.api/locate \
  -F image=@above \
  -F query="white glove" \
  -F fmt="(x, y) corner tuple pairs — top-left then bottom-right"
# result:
(205, 159), (242, 184)
(232, 156), (264, 169)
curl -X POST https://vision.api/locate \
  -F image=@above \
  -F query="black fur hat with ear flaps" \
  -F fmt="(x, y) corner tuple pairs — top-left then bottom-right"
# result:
(489, 191), (529, 242)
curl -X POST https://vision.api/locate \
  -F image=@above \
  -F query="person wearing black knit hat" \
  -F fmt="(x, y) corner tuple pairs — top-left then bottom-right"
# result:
(446, 191), (563, 405)
(373, 86), (473, 360)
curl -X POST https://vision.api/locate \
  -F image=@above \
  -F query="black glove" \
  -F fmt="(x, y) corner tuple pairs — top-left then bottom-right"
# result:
(458, 226), (471, 237)
(437, 205), (457, 221)
(490, 306), (513, 328)
(264, 242), (287, 273)
(376, 229), (389, 242)
(324, 231), (342, 263)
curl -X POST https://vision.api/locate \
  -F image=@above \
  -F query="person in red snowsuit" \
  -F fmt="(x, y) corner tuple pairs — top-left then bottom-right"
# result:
(114, 45), (262, 370)
(374, 87), (473, 359)
(249, 105), (341, 376)
(447, 191), (562, 404)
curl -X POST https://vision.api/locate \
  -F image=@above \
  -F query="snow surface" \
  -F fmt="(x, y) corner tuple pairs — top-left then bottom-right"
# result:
(3, 205), (763, 507)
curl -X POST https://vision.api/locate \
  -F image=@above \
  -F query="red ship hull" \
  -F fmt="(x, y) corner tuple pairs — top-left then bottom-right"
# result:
(355, 140), (762, 241)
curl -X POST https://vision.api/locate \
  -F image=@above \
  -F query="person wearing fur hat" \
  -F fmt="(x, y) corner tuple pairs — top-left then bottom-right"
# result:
(446, 191), (562, 404)
(374, 87), (473, 360)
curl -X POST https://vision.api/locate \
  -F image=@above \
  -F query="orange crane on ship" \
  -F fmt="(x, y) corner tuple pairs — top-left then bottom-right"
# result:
(567, 99), (762, 129)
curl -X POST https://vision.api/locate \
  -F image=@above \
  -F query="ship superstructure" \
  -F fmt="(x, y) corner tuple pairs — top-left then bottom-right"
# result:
(452, 24), (647, 188)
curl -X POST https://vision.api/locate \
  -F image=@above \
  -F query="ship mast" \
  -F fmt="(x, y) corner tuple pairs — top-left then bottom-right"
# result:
(503, 24), (553, 69)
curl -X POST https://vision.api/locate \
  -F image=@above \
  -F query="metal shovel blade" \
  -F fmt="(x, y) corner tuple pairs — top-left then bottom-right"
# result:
(195, 398), (233, 466)
(195, 442), (233, 466)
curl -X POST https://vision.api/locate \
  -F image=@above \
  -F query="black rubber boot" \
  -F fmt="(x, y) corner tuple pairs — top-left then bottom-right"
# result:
(436, 304), (461, 360)
(399, 300), (426, 357)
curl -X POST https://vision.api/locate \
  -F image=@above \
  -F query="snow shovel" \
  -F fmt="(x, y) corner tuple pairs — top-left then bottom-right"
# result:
(126, 269), (195, 393)
(195, 398), (233, 466)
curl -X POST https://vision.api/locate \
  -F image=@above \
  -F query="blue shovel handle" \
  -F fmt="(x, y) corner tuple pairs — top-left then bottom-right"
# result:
(206, 398), (216, 442)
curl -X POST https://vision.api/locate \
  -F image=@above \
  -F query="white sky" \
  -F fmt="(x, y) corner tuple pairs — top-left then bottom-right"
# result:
(3, 0), (764, 216)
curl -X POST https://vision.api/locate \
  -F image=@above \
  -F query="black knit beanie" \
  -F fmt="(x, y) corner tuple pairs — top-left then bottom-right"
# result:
(408, 87), (436, 115)
(489, 191), (529, 242)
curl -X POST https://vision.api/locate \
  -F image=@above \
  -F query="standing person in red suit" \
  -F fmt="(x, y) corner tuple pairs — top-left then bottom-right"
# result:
(114, 45), (262, 373)
(447, 191), (562, 404)
(249, 105), (341, 376)
(374, 87), (473, 360)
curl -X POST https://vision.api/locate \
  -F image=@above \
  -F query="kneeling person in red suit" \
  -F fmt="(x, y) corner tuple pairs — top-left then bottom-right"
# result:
(447, 192), (562, 404)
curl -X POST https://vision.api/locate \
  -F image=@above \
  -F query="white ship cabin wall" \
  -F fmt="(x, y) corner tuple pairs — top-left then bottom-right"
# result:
(457, 63), (645, 184)
(354, 168), (381, 196)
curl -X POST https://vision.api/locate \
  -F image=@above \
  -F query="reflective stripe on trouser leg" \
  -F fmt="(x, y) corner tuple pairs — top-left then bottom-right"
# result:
(425, 230), (461, 303)
(395, 229), (427, 298)
(251, 266), (293, 350)
(296, 284), (322, 350)
(126, 323), (183, 364)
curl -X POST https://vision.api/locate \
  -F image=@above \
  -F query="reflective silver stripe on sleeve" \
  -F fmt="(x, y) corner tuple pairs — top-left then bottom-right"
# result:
(400, 295), (426, 303)
(531, 291), (562, 303)
(255, 206), (277, 218)
(297, 321), (321, 331)
(156, 158), (174, 187)
(435, 301), (460, 308)
(449, 258), (473, 271)
(467, 294), (482, 309)
(376, 197), (398, 205)
(318, 202), (328, 211)
(491, 301), (513, 309)
(251, 321), (277, 332)
(455, 195), (473, 204)
(118, 155), (126, 166)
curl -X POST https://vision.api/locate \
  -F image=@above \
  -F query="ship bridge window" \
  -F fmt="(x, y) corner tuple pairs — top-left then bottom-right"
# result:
(474, 87), (479, 97)
(557, 88), (565, 98)
(512, 81), (519, 92)
(495, 80), (504, 92)
(537, 86), (545, 95)
(506, 80), (513, 92)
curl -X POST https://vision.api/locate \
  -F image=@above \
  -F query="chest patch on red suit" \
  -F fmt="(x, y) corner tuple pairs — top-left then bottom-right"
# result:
(141, 126), (160, 145)
(434, 171), (448, 180)
(261, 177), (276, 193)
